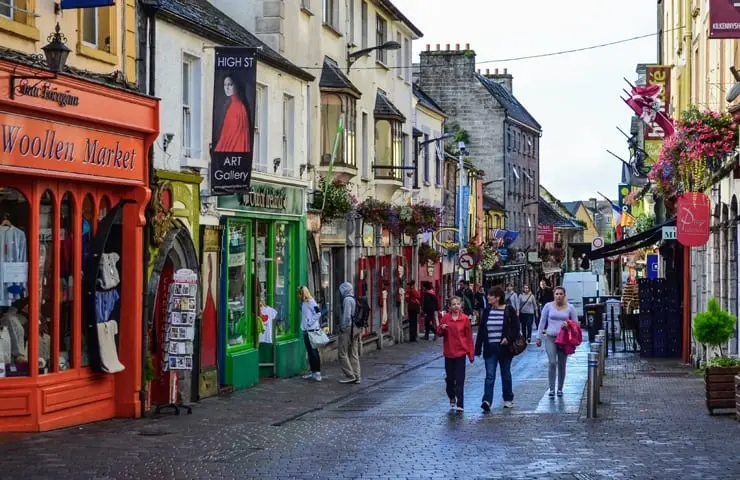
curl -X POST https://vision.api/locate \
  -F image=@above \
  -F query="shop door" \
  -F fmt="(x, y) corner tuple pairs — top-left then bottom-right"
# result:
(150, 259), (174, 406)
(254, 221), (274, 378)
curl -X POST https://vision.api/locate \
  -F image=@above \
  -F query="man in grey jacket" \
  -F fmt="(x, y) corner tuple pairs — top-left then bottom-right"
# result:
(337, 281), (360, 384)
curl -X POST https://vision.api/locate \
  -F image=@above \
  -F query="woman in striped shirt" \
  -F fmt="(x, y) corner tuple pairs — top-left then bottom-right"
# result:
(474, 286), (521, 411)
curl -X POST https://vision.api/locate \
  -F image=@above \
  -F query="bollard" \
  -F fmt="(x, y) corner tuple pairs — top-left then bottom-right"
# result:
(595, 334), (605, 384)
(597, 332), (607, 379)
(587, 351), (599, 419)
(598, 328), (608, 358)
(590, 342), (601, 405)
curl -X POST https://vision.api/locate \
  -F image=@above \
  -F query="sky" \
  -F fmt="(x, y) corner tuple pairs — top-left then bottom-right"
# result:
(393, 0), (658, 202)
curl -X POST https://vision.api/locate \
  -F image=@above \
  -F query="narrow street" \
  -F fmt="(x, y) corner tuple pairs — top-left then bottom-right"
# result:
(1, 339), (738, 479)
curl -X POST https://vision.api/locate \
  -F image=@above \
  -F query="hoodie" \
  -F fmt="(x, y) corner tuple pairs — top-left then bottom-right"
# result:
(338, 282), (356, 331)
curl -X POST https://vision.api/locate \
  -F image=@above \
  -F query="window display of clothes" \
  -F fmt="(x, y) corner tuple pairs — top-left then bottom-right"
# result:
(0, 221), (28, 307)
(94, 254), (124, 374)
(0, 306), (27, 361)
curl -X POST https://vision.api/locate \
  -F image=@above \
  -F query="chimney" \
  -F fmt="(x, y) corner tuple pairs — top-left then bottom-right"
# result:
(418, 42), (477, 82)
(465, 43), (470, 50)
(426, 44), (430, 51)
(455, 43), (460, 50)
(486, 67), (513, 93)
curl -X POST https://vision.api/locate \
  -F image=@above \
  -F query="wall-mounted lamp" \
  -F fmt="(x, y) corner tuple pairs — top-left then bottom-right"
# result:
(162, 133), (175, 153)
(273, 157), (281, 173)
(10, 23), (71, 100)
(346, 40), (401, 73)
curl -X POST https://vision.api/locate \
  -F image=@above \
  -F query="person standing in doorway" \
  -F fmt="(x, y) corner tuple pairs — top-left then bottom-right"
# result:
(421, 281), (439, 341)
(536, 286), (578, 397)
(337, 282), (361, 384)
(475, 286), (520, 411)
(298, 286), (322, 381)
(405, 281), (421, 342)
(518, 284), (537, 343)
(437, 297), (475, 412)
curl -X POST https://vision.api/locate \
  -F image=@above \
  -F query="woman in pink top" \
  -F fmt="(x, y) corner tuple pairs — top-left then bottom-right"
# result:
(536, 286), (578, 398)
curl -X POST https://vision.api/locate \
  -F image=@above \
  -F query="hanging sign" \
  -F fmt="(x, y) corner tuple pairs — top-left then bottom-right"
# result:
(210, 47), (258, 195)
(432, 227), (460, 251)
(60, 0), (115, 8)
(676, 193), (710, 247)
(709, 0), (740, 39)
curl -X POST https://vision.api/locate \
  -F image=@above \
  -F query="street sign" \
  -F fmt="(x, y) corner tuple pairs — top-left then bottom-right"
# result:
(591, 258), (605, 276)
(591, 236), (604, 250)
(662, 226), (677, 240)
(458, 253), (475, 271)
(647, 254), (659, 279)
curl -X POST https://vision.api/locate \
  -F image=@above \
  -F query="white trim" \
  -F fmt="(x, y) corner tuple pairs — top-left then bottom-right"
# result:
(82, 7), (99, 48)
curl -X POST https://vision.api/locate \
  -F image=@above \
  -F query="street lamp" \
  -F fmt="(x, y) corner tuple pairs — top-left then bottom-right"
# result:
(347, 41), (401, 73)
(10, 23), (71, 99)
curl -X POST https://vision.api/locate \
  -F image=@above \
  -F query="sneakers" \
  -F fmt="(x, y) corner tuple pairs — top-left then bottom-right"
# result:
(313, 373), (322, 382)
(481, 401), (491, 412)
(503, 401), (514, 409)
(557, 390), (563, 397)
(449, 398), (457, 411)
(548, 389), (556, 398)
(338, 377), (357, 384)
(455, 406), (464, 413)
(302, 373), (315, 380)
(353, 377), (361, 384)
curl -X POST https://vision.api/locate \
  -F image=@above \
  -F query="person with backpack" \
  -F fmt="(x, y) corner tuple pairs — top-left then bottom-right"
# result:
(421, 281), (439, 341)
(298, 286), (323, 381)
(337, 281), (362, 384)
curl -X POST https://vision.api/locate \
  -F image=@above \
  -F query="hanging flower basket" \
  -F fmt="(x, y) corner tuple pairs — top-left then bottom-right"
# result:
(357, 198), (393, 226)
(480, 244), (500, 270)
(309, 177), (357, 220)
(418, 242), (440, 265)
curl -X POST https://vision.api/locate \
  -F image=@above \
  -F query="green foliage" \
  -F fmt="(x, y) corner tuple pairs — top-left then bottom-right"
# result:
(693, 298), (736, 356)
(463, 50), (474, 59)
(634, 214), (656, 233)
(310, 177), (356, 219)
(144, 353), (155, 383)
(418, 242), (440, 264)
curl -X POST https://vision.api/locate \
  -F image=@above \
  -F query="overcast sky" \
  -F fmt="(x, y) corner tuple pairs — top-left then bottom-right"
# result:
(394, 0), (657, 202)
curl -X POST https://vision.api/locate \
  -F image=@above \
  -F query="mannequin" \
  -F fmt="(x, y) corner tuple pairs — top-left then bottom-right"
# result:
(0, 212), (28, 307)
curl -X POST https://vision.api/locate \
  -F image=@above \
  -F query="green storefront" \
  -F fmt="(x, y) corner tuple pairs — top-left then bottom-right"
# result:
(217, 181), (307, 390)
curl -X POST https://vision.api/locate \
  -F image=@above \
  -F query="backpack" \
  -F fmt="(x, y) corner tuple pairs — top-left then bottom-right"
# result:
(348, 295), (370, 329)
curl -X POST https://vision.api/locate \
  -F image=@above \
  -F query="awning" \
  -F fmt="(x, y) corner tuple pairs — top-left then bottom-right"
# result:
(319, 57), (361, 98)
(375, 91), (406, 122)
(589, 218), (676, 260)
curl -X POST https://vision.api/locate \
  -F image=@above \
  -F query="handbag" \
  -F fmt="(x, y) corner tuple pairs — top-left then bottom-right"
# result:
(308, 329), (330, 349)
(505, 305), (527, 356)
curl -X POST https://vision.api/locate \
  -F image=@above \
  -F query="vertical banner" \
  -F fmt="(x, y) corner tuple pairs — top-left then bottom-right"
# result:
(709, 0), (740, 39)
(210, 48), (258, 195)
(644, 65), (672, 143)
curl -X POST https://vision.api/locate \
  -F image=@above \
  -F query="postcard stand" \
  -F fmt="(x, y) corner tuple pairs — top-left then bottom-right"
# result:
(155, 268), (198, 415)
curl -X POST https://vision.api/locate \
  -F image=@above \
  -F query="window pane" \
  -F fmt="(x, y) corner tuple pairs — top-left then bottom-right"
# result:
(376, 18), (386, 63)
(0, 187), (30, 377)
(182, 61), (190, 104)
(82, 8), (98, 46)
(361, 112), (368, 177)
(39, 191), (54, 374)
(59, 193), (74, 370)
(374, 120), (392, 178)
(0, 0), (11, 19)
(361, 1), (367, 48)
(274, 224), (290, 337)
(81, 194), (94, 366)
(226, 222), (249, 349)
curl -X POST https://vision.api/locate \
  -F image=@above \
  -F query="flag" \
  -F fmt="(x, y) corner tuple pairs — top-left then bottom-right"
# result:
(611, 204), (622, 227)
(321, 113), (345, 211)
(621, 211), (635, 227)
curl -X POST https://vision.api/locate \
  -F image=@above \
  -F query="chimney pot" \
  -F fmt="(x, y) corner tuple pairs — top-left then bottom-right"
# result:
(486, 68), (490, 75)
(426, 44), (430, 51)
(494, 68), (499, 74)
(465, 43), (470, 50)
(446, 44), (450, 51)
(456, 43), (460, 50)
(504, 68), (508, 74)
(477, 69), (480, 74)
(436, 44), (440, 51)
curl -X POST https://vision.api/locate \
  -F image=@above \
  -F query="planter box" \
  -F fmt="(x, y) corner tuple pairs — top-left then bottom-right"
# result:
(704, 366), (740, 414)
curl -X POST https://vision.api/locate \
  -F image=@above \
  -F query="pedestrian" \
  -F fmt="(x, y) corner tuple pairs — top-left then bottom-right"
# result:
(404, 280), (421, 342)
(421, 281), (439, 341)
(437, 296), (475, 413)
(504, 283), (519, 314)
(475, 286), (520, 411)
(298, 286), (323, 381)
(472, 283), (486, 324)
(456, 280), (475, 316)
(536, 279), (554, 329)
(536, 286), (578, 397)
(518, 284), (537, 343)
(337, 281), (361, 384)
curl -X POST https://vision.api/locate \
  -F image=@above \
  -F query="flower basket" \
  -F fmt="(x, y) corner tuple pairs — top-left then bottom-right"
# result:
(480, 243), (500, 270)
(418, 242), (440, 265)
(310, 178), (357, 220)
(357, 198), (393, 226)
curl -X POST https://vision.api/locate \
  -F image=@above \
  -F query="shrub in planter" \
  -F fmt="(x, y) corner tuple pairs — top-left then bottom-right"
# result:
(310, 178), (356, 219)
(418, 242), (440, 265)
(357, 198), (393, 226)
(694, 298), (740, 414)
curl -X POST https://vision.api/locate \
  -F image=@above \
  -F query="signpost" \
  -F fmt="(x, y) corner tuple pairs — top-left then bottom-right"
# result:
(458, 252), (475, 271)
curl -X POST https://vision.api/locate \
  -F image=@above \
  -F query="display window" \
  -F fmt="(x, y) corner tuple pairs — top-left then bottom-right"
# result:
(0, 179), (121, 379)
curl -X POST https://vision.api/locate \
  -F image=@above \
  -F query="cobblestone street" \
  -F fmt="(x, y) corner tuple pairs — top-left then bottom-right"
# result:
(1, 339), (738, 480)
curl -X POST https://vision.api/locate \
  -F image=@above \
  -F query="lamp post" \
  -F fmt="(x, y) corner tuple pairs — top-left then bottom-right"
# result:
(456, 142), (469, 285)
(346, 41), (401, 73)
(10, 23), (71, 99)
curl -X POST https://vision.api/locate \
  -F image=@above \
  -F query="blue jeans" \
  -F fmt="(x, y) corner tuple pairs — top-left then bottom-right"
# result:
(482, 344), (514, 404)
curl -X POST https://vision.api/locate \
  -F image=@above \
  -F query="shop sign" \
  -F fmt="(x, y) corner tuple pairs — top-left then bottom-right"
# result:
(709, 0), (740, 39)
(645, 65), (671, 140)
(14, 81), (80, 107)
(216, 181), (304, 216)
(432, 227), (460, 251)
(241, 185), (288, 210)
(320, 218), (347, 245)
(537, 224), (554, 243)
(0, 112), (144, 183)
(676, 193), (710, 247)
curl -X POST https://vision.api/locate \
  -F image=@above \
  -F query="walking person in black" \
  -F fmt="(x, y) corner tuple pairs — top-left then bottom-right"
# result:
(404, 281), (421, 342)
(421, 281), (439, 340)
(536, 279), (554, 330)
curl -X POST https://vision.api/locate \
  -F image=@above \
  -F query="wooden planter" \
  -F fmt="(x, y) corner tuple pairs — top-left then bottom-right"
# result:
(705, 366), (740, 414)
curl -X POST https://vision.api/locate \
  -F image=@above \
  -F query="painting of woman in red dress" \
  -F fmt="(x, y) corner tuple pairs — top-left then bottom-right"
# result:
(214, 75), (251, 153)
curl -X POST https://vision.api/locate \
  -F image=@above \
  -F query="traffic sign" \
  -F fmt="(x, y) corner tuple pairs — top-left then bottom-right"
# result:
(591, 236), (604, 250)
(458, 253), (475, 270)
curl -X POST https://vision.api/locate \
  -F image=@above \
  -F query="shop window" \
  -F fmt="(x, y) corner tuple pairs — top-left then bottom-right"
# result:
(59, 193), (74, 371)
(0, 0), (39, 41)
(374, 119), (402, 180)
(253, 84), (268, 173)
(226, 222), (251, 350)
(320, 92), (357, 168)
(77, 5), (117, 65)
(273, 224), (291, 337)
(0, 187), (30, 377)
(38, 190), (54, 374)
(81, 194), (94, 365)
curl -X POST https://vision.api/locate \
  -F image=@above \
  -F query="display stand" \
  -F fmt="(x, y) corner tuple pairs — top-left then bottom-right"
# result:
(154, 268), (197, 415)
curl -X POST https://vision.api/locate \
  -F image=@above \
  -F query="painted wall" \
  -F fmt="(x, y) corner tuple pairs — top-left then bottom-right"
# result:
(412, 100), (444, 208)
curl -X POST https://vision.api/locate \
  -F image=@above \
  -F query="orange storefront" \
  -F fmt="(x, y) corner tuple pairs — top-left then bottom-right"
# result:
(0, 58), (158, 432)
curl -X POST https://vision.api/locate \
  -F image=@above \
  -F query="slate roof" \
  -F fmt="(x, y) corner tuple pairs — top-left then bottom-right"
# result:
(483, 195), (505, 212)
(375, 91), (406, 122)
(539, 197), (581, 229)
(475, 73), (541, 131)
(413, 83), (445, 116)
(562, 201), (580, 216)
(150, 0), (313, 82)
(320, 57), (361, 98)
(375, 0), (423, 38)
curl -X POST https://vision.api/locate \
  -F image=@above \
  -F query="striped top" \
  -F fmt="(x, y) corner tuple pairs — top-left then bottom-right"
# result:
(486, 308), (505, 344)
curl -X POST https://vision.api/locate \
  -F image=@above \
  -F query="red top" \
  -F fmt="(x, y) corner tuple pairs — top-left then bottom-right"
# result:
(405, 287), (421, 305)
(437, 312), (474, 361)
(215, 96), (251, 152)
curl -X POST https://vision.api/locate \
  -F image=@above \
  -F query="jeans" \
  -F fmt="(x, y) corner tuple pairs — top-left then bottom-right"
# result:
(444, 356), (467, 408)
(424, 312), (436, 339)
(338, 327), (361, 380)
(520, 313), (535, 341)
(408, 304), (420, 342)
(303, 331), (321, 373)
(482, 344), (514, 404)
(544, 335), (568, 391)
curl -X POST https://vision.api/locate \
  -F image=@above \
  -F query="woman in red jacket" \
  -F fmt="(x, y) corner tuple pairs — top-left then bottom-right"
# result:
(437, 296), (475, 412)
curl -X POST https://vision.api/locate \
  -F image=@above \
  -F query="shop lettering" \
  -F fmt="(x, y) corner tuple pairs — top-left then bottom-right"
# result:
(1, 124), (137, 170)
(16, 81), (80, 108)
(243, 187), (288, 210)
(216, 55), (255, 68)
(213, 169), (249, 181)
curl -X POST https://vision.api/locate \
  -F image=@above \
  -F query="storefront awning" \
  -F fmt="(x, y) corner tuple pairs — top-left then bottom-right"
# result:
(589, 218), (676, 260)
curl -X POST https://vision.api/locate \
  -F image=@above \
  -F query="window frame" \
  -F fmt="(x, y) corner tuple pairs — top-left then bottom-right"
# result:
(254, 84), (268, 172)
(282, 93), (296, 177)
(322, 0), (339, 30)
(320, 92), (357, 168)
(0, 0), (38, 41)
(77, 5), (117, 65)
(360, 1), (368, 48)
(376, 15), (387, 64)
(181, 52), (202, 161)
(361, 111), (369, 178)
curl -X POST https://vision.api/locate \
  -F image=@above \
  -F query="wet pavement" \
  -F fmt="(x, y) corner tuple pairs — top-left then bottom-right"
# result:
(1, 337), (739, 479)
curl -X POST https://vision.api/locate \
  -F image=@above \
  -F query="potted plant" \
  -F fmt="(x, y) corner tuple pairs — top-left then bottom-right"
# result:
(309, 177), (356, 220)
(357, 198), (392, 226)
(694, 298), (740, 414)
(418, 242), (440, 265)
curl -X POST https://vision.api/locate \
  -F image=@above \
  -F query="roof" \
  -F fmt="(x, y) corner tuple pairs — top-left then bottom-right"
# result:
(150, 0), (314, 82)
(562, 201), (581, 215)
(374, 0), (423, 38)
(475, 73), (541, 131)
(483, 195), (505, 212)
(375, 91), (406, 122)
(539, 197), (581, 229)
(320, 57), (361, 98)
(413, 83), (445, 116)
(539, 185), (577, 221)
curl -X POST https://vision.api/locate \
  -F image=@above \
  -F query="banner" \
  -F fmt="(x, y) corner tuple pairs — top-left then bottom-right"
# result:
(644, 65), (672, 141)
(210, 48), (258, 195)
(709, 0), (740, 39)
(60, 0), (115, 8)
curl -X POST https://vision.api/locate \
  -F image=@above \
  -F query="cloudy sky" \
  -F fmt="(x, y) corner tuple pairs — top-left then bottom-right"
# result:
(394, 0), (658, 202)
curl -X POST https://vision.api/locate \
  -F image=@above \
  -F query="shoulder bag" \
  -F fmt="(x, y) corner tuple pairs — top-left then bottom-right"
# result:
(308, 329), (330, 349)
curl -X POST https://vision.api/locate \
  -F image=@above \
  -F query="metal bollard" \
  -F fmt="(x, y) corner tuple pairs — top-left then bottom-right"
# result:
(598, 328), (607, 358)
(587, 351), (599, 419)
(597, 332), (606, 379)
(590, 341), (602, 404)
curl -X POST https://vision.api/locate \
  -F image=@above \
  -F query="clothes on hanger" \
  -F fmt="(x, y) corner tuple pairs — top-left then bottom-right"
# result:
(95, 289), (120, 324)
(0, 223), (28, 307)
